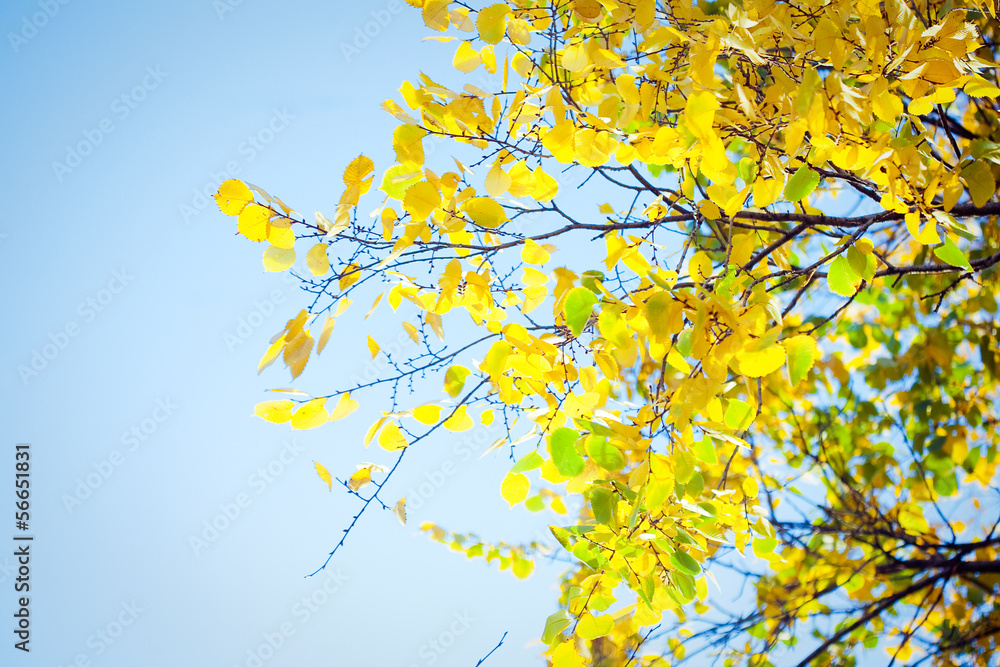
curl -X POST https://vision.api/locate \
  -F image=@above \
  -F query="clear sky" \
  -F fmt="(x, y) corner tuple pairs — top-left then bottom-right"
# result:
(0, 1), (571, 665)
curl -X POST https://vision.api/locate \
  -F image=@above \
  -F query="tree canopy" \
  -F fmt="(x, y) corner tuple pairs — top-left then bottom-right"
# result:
(213, 0), (1000, 664)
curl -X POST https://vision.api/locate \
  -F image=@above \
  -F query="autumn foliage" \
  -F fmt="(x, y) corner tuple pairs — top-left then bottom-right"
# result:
(214, 0), (1000, 664)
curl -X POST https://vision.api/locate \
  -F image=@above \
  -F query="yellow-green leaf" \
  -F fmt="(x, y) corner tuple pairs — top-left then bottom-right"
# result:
(782, 335), (818, 386)
(783, 165), (820, 202)
(444, 365), (471, 396)
(476, 4), (509, 45)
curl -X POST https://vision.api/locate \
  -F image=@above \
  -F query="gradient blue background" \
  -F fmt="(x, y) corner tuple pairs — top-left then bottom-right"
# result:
(0, 1), (570, 665)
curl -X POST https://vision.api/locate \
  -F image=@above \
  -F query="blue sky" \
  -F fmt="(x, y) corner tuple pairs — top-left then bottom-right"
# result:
(0, 1), (572, 665)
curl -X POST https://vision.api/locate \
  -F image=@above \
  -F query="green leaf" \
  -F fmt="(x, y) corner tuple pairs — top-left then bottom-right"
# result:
(671, 549), (702, 575)
(961, 159), (996, 208)
(580, 270), (605, 293)
(585, 436), (625, 472)
(933, 236), (972, 269)
(783, 165), (820, 202)
(847, 245), (867, 277)
(541, 610), (570, 645)
(828, 255), (861, 296)
(548, 428), (585, 477)
(738, 157), (758, 185)
(589, 486), (617, 526)
(564, 287), (598, 338)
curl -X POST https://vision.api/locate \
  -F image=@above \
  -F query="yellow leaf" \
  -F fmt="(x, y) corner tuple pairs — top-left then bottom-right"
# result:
(574, 129), (611, 167)
(238, 204), (272, 242)
(215, 179), (254, 215)
(367, 335), (381, 359)
(258, 335), (286, 374)
(422, 0), (450, 31)
(268, 225), (295, 249)
(521, 239), (551, 265)
(292, 398), (329, 430)
(317, 312), (335, 354)
(393, 124), (426, 168)
(740, 342), (786, 378)
(343, 155), (375, 195)
(339, 263), (362, 291)
(329, 393), (359, 421)
(685, 91), (718, 140)
(314, 461), (333, 490)
(403, 181), (441, 222)
(965, 75), (1000, 98)
(284, 330), (313, 379)
(442, 405), (473, 431)
(615, 74), (640, 105)
(254, 400), (295, 424)
(378, 422), (409, 451)
(532, 167), (559, 202)
(562, 42), (589, 73)
(306, 243), (329, 276)
(263, 245), (296, 272)
(381, 208), (397, 241)
(413, 404), (443, 424)
(463, 197), (507, 228)
(426, 312), (445, 340)
(506, 17), (530, 45)
(348, 467), (372, 492)
(394, 497), (406, 525)
(403, 321), (419, 343)
(542, 122), (576, 163)
(742, 476), (759, 498)
(485, 161), (512, 197)
(501, 472), (529, 507)
(453, 41), (481, 72)
(364, 417), (386, 447)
